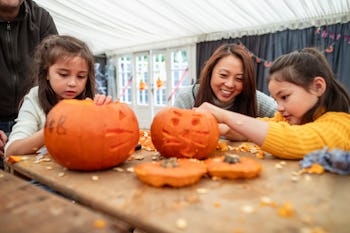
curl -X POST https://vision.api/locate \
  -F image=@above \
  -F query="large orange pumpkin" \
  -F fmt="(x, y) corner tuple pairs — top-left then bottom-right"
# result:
(150, 107), (219, 159)
(44, 99), (139, 171)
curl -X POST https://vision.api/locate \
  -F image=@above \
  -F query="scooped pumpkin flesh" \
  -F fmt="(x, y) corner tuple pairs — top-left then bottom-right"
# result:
(134, 158), (207, 187)
(205, 154), (263, 179)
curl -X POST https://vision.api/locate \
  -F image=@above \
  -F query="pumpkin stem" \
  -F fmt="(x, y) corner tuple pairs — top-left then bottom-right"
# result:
(224, 154), (240, 164)
(161, 157), (179, 168)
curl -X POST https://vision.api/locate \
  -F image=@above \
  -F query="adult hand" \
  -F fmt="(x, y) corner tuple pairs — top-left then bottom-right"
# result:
(0, 130), (8, 158)
(93, 94), (113, 105)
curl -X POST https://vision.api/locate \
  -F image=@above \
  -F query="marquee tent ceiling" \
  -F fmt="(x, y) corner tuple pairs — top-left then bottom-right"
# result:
(35, 0), (350, 55)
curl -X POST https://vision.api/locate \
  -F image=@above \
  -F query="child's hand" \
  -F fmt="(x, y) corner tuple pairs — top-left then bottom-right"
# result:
(93, 94), (113, 105)
(0, 130), (8, 157)
(218, 123), (231, 135)
(196, 102), (225, 123)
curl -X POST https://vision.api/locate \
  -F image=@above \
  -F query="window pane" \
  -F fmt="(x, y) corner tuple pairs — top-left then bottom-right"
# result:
(170, 50), (189, 104)
(153, 53), (166, 106)
(136, 54), (149, 105)
(117, 56), (132, 103)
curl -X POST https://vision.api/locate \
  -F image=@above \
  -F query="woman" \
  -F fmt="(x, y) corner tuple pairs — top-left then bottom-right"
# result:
(174, 43), (277, 140)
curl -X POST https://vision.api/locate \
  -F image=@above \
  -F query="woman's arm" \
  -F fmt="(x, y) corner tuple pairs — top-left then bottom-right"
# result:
(256, 90), (277, 117)
(173, 86), (196, 109)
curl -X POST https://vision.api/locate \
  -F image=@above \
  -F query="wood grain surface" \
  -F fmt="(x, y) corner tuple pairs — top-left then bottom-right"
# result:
(5, 146), (350, 233)
(0, 170), (131, 233)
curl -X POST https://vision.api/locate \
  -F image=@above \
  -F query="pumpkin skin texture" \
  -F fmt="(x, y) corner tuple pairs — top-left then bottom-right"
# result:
(134, 158), (207, 187)
(44, 99), (139, 171)
(150, 107), (220, 159)
(205, 155), (263, 179)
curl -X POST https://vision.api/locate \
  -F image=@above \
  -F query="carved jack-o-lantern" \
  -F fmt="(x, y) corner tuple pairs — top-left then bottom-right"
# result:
(150, 107), (219, 159)
(44, 99), (139, 171)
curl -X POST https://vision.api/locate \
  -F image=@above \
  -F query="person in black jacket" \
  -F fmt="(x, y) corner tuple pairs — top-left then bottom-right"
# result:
(0, 0), (58, 167)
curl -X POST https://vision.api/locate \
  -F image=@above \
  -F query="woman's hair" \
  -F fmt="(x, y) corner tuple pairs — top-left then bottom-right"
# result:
(32, 35), (96, 115)
(268, 47), (350, 124)
(194, 43), (257, 117)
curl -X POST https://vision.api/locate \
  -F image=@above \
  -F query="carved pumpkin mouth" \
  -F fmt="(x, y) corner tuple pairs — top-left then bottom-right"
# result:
(105, 128), (137, 151)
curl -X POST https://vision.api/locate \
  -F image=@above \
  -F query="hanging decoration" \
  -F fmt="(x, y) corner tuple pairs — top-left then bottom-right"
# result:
(117, 75), (133, 102)
(167, 67), (189, 102)
(315, 27), (350, 44)
(156, 78), (163, 89)
(236, 26), (348, 68)
(324, 44), (334, 53)
(139, 80), (147, 91)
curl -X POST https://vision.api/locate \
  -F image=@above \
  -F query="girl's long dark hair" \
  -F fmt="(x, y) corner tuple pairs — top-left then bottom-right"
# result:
(194, 43), (257, 117)
(268, 47), (350, 124)
(32, 35), (96, 115)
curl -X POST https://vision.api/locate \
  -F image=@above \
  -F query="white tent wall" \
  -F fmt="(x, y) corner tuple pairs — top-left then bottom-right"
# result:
(35, 0), (350, 55)
(35, 0), (350, 129)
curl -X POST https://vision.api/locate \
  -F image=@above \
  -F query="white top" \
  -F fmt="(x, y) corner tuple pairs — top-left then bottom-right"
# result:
(5, 86), (46, 155)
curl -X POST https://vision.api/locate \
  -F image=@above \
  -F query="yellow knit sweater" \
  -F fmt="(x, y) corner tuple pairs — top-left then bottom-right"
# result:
(259, 111), (350, 159)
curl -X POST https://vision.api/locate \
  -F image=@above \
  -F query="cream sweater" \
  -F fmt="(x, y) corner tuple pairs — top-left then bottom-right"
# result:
(260, 111), (350, 159)
(4, 86), (46, 156)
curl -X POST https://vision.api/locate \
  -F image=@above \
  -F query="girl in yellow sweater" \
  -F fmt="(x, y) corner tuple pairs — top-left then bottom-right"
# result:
(197, 48), (350, 159)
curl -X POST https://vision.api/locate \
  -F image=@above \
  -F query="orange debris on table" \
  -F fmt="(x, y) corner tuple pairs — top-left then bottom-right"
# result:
(138, 129), (156, 151)
(6, 155), (23, 164)
(232, 142), (265, 158)
(277, 202), (295, 218)
(216, 141), (229, 152)
(302, 163), (325, 174)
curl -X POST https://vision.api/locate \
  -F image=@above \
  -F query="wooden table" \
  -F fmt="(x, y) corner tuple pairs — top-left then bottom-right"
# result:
(0, 170), (131, 233)
(4, 145), (350, 233)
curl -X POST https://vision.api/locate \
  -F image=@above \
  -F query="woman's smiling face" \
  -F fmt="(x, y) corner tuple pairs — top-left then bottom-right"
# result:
(210, 55), (244, 105)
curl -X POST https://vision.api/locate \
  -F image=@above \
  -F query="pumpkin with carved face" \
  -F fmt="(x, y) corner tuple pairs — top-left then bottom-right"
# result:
(44, 99), (139, 171)
(150, 107), (219, 159)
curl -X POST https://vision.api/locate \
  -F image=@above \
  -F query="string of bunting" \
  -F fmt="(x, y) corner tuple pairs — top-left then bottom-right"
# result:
(239, 27), (349, 67)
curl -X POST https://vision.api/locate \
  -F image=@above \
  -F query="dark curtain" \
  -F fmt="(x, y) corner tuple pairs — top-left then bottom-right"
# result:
(196, 22), (350, 94)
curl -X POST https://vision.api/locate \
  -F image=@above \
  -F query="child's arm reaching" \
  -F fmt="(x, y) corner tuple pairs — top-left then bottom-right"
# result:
(218, 123), (248, 141)
(5, 128), (44, 157)
(197, 102), (269, 145)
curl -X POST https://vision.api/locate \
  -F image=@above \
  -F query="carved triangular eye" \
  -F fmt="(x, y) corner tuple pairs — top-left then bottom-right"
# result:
(118, 109), (126, 120)
(171, 117), (179, 126)
(191, 117), (200, 126)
